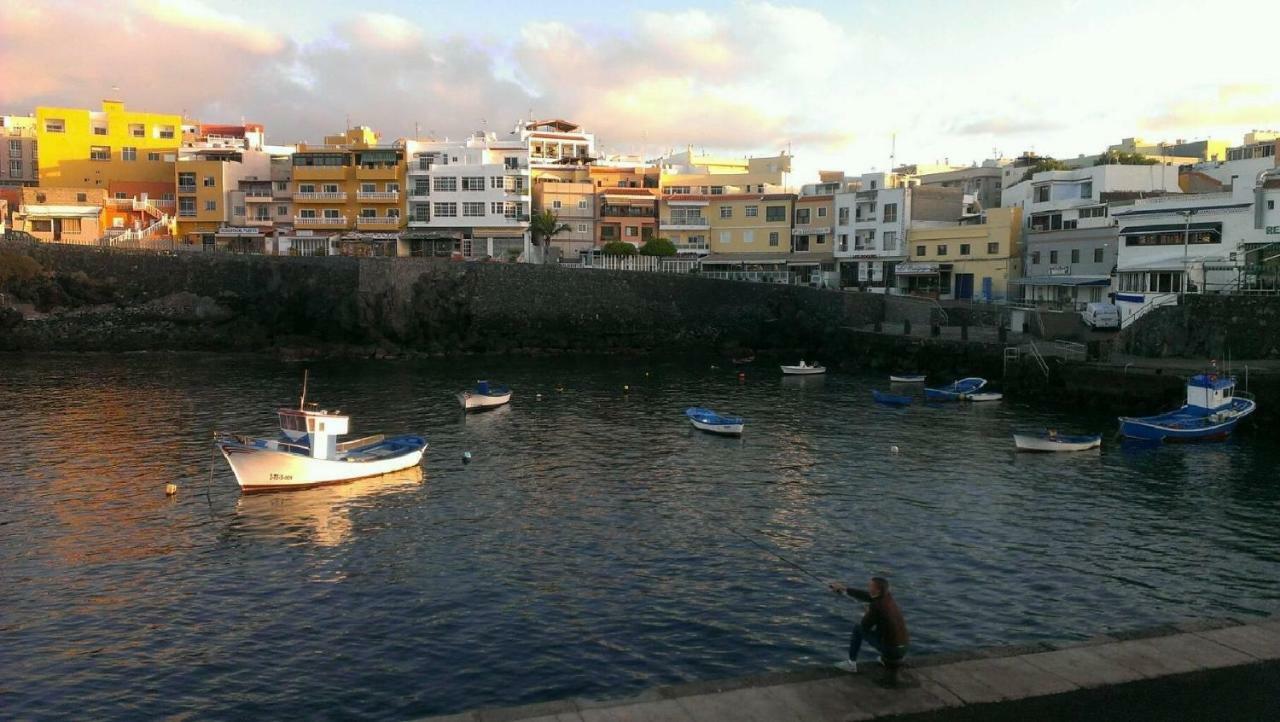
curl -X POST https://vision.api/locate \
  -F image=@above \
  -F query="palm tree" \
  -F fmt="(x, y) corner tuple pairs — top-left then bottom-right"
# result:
(528, 209), (571, 264)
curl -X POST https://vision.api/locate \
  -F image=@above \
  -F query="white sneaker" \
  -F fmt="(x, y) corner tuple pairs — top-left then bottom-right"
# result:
(836, 659), (858, 673)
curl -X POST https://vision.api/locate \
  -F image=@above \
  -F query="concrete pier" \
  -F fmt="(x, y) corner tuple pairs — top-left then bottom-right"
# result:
(416, 615), (1280, 721)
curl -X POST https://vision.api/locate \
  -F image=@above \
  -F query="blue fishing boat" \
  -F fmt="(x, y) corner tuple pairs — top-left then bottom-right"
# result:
(872, 389), (913, 407)
(924, 377), (987, 402)
(685, 407), (745, 436)
(1119, 373), (1256, 442)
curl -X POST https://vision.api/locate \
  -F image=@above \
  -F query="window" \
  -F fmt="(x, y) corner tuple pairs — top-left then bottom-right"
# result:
(625, 226), (639, 237)
(883, 231), (897, 250)
(1071, 248), (1080, 264)
(665, 185), (691, 194)
(1094, 247), (1104, 263)
(360, 183), (376, 193)
(462, 176), (484, 191)
(323, 209), (341, 220)
(277, 205), (288, 217)
(816, 234), (826, 245)
(745, 206), (758, 217)
(122, 147), (137, 161)
(987, 241), (999, 254)
(578, 199), (588, 209)
(882, 203), (898, 222)
(491, 202), (505, 214)
(959, 243), (970, 256)
(298, 209), (317, 219)
(1079, 182), (1092, 199)
(90, 145), (110, 161)
(296, 183), (316, 194)
(413, 204), (430, 221)
(433, 177), (457, 192)
(179, 197), (196, 216)
(743, 230), (754, 243)
(1049, 250), (1059, 264)
(818, 207), (827, 218)
(463, 202), (485, 217)
(76, 192), (87, 202)
(838, 207), (849, 225)
(1031, 251), (1041, 264)
(1034, 185), (1049, 203)
(1079, 206), (1106, 218)
(205, 200), (217, 211)
(203, 176), (215, 187)
(720, 206), (733, 219)
(505, 157), (521, 170)
(839, 234), (849, 252)
(916, 245), (926, 257)
(130, 123), (145, 138)
(434, 202), (457, 217)
(35, 192), (46, 202)
(92, 124), (107, 136)
(44, 118), (65, 133)
(178, 172), (196, 189)
(710, 186), (724, 195)
(147, 152), (161, 161)
(8, 139), (19, 154)
(578, 224), (587, 232)
(156, 125), (175, 139)
(552, 200), (562, 209)
(765, 206), (786, 222)
(8, 159), (21, 176)
(30, 219), (52, 233)
(937, 244), (948, 256)
(1268, 200), (1275, 210)
(114, 192), (127, 199)
(795, 208), (810, 224)
(234, 205), (245, 217)
(60, 218), (81, 233)
(359, 208), (376, 219)
(768, 232), (780, 246)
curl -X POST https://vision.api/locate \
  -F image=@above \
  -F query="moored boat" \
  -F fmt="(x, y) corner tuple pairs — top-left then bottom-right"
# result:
(965, 392), (1003, 402)
(685, 407), (745, 436)
(1013, 430), (1102, 452)
(458, 380), (512, 411)
(889, 374), (926, 383)
(872, 389), (913, 407)
(924, 377), (987, 402)
(217, 377), (427, 493)
(1119, 373), (1256, 442)
(781, 360), (826, 375)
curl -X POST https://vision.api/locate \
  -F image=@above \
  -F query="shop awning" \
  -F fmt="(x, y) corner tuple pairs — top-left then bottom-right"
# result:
(895, 262), (941, 276)
(22, 205), (101, 218)
(1010, 275), (1110, 286)
(700, 252), (788, 265)
(787, 251), (835, 266)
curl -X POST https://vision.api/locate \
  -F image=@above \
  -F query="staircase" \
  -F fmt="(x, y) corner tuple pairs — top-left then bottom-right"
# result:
(97, 214), (172, 248)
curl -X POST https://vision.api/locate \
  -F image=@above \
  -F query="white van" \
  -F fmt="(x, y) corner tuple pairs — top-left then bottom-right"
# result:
(1082, 302), (1120, 329)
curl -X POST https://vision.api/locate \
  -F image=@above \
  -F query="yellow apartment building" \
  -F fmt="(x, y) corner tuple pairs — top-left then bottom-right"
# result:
(902, 207), (1023, 300)
(175, 148), (273, 248)
(291, 127), (406, 256)
(663, 193), (795, 281)
(35, 100), (181, 200)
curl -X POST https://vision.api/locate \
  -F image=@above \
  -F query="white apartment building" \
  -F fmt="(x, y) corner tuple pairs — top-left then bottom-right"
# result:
(406, 132), (530, 259)
(1002, 163), (1183, 233)
(1111, 170), (1280, 324)
(519, 119), (595, 168)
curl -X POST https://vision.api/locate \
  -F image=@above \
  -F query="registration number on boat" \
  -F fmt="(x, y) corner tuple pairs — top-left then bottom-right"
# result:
(269, 473), (294, 481)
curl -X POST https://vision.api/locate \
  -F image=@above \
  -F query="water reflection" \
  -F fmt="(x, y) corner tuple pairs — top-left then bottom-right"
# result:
(233, 467), (424, 547)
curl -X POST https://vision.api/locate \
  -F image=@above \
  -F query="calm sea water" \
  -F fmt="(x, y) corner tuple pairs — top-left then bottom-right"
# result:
(2, 353), (1278, 720)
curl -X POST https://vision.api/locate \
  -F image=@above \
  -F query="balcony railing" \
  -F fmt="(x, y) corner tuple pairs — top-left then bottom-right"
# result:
(177, 185), (197, 194)
(409, 191), (430, 201)
(294, 191), (347, 201)
(356, 217), (402, 229)
(601, 206), (656, 218)
(295, 215), (347, 226)
(661, 217), (709, 229)
(504, 186), (530, 196)
(247, 216), (274, 226)
(357, 190), (400, 202)
(244, 191), (273, 199)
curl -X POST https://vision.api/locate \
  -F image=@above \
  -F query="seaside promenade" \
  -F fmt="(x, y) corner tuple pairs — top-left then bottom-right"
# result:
(417, 615), (1280, 722)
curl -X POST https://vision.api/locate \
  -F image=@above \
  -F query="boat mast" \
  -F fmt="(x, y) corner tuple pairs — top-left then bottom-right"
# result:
(299, 369), (308, 411)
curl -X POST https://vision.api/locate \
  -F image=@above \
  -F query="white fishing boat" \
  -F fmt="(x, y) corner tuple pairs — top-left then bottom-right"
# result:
(1013, 430), (1102, 452)
(781, 360), (826, 375)
(685, 407), (745, 436)
(458, 380), (512, 411)
(965, 392), (1003, 402)
(217, 374), (426, 493)
(889, 374), (926, 383)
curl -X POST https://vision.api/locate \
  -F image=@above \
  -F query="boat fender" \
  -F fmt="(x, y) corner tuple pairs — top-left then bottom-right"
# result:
(536, 393), (543, 401)
(165, 483), (178, 496)
(623, 385), (630, 393)
(462, 451), (473, 463)
(738, 372), (746, 382)
(890, 445), (900, 454)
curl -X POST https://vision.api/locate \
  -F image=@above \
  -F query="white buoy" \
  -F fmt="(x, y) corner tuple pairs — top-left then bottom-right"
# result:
(165, 483), (178, 496)
(536, 393), (543, 400)
(462, 451), (473, 463)
(890, 445), (900, 454)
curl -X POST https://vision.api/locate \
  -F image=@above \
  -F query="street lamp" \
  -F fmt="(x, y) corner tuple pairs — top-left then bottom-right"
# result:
(1180, 209), (1195, 297)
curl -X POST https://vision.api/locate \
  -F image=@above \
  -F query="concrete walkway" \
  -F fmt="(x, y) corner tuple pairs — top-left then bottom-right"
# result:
(416, 615), (1280, 721)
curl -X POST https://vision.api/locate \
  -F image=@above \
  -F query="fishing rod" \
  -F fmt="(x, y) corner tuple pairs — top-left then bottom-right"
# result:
(713, 520), (832, 587)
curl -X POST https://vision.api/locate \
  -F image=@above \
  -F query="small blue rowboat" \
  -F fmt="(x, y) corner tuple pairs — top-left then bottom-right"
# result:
(872, 389), (913, 407)
(924, 377), (987, 402)
(1119, 373), (1256, 442)
(685, 407), (745, 436)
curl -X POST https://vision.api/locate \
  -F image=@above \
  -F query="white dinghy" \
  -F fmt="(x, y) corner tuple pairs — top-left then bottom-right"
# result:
(781, 360), (826, 375)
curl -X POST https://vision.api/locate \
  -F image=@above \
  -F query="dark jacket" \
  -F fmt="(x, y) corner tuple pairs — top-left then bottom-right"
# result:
(846, 588), (910, 648)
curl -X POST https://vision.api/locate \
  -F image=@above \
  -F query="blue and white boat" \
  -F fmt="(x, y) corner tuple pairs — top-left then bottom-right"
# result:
(1119, 373), (1256, 442)
(872, 389), (913, 407)
(924, 377), (987, 402)
(458, 380), (512, 411)
(685, 407), (745, 436)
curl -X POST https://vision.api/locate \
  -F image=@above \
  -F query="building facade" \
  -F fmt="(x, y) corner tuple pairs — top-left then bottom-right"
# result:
(901, 207), (1022, 300)
(0, 115), (38, 187)
(35, 100), (180, 201)
(532, 169), (596, 256)
(16, 186), (106, 243)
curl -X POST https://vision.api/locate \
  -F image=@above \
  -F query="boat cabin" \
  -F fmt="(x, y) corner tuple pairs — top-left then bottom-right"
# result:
(278, 408), (351, 460)
(1186, 374), (1235, 412)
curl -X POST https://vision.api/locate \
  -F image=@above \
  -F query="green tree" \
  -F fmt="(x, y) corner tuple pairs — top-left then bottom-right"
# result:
(528, 209), (571, 264)
(1094, 150), (1159, 166)
(602, 241), (637, 256)
(639, 237), (677, 257)
(1020, 158), (1070, 182)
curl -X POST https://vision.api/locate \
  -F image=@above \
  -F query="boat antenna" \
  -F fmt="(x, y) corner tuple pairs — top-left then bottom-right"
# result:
(299, 369), (308, 410)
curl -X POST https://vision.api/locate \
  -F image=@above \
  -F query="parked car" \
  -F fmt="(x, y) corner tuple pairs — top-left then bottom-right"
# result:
(1082, 302), (1120, 329)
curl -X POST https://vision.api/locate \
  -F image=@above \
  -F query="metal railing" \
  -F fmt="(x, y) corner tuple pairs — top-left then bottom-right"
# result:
(295, 216), (347, 226)
(1026, 339), (1050, 378)
(357, 191), (399, 201)
(294, 191), (347, 201)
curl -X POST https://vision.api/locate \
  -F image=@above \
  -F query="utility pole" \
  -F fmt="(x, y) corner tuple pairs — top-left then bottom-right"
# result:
(1181, 209), (1194, 297)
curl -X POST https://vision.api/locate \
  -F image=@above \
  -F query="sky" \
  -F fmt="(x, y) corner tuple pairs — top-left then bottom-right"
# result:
(2, 0), (1278, 183)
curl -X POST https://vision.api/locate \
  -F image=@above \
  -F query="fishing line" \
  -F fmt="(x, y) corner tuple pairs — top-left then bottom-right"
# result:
(674, 497), (833, 588)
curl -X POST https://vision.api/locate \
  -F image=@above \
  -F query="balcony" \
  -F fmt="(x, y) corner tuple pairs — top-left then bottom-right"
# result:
(661, 216), (709, 230)
(357, 191), (399, 202)
(356, 216), (403, 230)
(294, 191), (347, 202)
(295, 215), (347, 227)
(355, 165), (400, 180)
(244, 191), (273, 201)
(601, 205), (656, 218)
(409, 191), (430, 202)
(247, 216), (274, 226)
(504, 186), (530, 197)
(177, 184), (197, 195)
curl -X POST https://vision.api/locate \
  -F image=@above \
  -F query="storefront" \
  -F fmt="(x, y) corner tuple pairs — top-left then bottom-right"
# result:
(339, 232), (400, 258)
(215, 226), (266, 254)
(894, 262), (945, 298)
(274, 232), (337, 256)
(700, 252), (790, 283)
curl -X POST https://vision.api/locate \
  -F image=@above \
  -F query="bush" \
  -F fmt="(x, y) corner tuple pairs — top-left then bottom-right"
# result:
(0, 251), (42, 289)
(639, 237), (677, 257)
(602, 241), (637, 257)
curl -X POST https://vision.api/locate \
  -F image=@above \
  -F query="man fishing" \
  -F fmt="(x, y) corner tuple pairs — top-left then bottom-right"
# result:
(829, 576), (910, 686)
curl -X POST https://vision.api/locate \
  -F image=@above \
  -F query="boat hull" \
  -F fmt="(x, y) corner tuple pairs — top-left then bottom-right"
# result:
(889, 375), (926, 383)
(219, 439), (427, 492)
(1119, 399), (1256, 442)
(1013, 433), (1101, 452)
(689, 418), (744, 436)
(458, 390), (512, 411)
(872, 390), (913, 407)
(780, 366), (826, 375)
(965, 392), (1004, 402)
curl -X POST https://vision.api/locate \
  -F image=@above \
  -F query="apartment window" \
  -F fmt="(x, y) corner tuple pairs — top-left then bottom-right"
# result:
(577, 224), (587, 232)
(937, 244), (948, 256)
(147, 152), (161, 161)
(720, 206), (733, 219)
(179, 197), (196, 216)
(44, 118), (65, 133)
(818, 206), (827, 218)
(298, 209), (317, 219)
(666, 185), (691, 194)
(1031, 251), (1041, 264)
(769, 232), (780, 247)
(76, 192), (87, 202)
(1270, 200), (1276, 210)
(413, 204), (429, 222)
(765, 206), (786, 222)
(883, 203), (898, 223)
(114, 192), (127, 199)
(298, 183), (316, 193)
(462, 176), (484, 191)
(838, 207), (849, 225)
(883, 231), (897, 251)
(234, 205), (246, 217)
(1034, 186), (1049, 203)
(1094, 247), (1104, 263)
(916, 245), (926, 257)
(505, 157), (521, 170)
(1063, 219), (1078, 230)
(413, 179), (430, 196)
(122, 147), (137, 161)
(387, 182), (399, 193)
(178, 172), (196, 189)
(92, 124), (107, 136)
(745, 205), (758, 217)
(275, 181), (288, 191)
(130, 123), (145, 138)
(322, 184), (339, 194)
(463, 202), (485, 217)
(361, 183), (376, 193)
(90, 145), (110, 161)
(204, 200), (217, 211)
(203, 176), (215, 187)
(156, 125), (175, 139)
(959, 243), (970, 255)
(359, 208), (376, 219)
(433, 177), (457, 192)
(743, 230), (754, 243)
(30, 219), (52, 233)
(816, 234), (826, 245)
(710, 186), (725, 195)
(491, 202), (505, 214)
(795, 208), (810, 224)
(625, 227), (639, 237)
(987, 242), (999, 254)
(8, 139), (19, 155)
(277, 205), (288, 217)
(1079, 182), (1092, 199)
(1049, 250), (1059, 264)
(61, 218), (81, 233)
(870, 180), (878, 190)
(552, 200), (562, 209)
(1079, 206), (1106, 219)
(8, 160), (20, 176)
(490, 176), (503, 189)
(434, 202), (457, 217)
(1071, 248), (1080, 264)
(578, 199), (588, 209)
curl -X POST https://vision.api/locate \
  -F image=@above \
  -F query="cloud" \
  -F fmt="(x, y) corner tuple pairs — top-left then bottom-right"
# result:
(952, 117), (1065, 136)
(348, 12), (423, 52)
(1143, 84), (1280, 131)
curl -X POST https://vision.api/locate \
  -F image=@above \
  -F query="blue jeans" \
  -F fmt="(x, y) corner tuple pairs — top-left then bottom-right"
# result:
(849, 625), (906, 663)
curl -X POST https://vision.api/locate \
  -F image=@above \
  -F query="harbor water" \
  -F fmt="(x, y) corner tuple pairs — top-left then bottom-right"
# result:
(2, 353), (1278, 720)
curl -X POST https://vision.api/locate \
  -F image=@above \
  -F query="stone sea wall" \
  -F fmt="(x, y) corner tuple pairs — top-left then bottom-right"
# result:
(1123, 295), (1280, 360)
